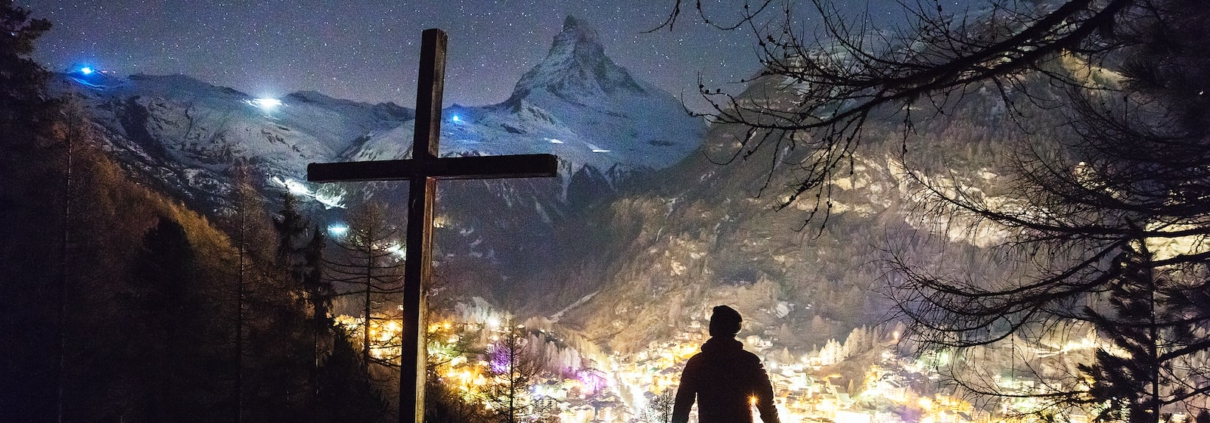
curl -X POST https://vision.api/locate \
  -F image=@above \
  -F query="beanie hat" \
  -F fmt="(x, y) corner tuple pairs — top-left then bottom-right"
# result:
(708, 305), (742, 337)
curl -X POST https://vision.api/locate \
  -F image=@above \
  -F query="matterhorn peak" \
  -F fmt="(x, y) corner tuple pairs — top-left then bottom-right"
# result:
(559, 16), (600, 45)
(509, 16), (645, 104)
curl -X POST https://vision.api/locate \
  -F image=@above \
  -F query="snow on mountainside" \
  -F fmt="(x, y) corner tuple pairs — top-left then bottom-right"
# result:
(50, 16), (706, 306)
(507, 16), (702, 171)
(56, 16), (703, 214)
(347, 16), (705, 188)
(539, 66), (1033, 355)
(52, 72), (412, 208)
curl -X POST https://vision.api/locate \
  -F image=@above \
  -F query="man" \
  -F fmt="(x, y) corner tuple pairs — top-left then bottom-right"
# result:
(672, 305), (780, 423)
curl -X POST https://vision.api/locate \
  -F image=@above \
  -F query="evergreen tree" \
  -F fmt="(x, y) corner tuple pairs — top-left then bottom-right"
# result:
(314, 326), (389, 423)
(659, 0), (1210, 416)
(224, 164), (274, 423)
(644, 390), (675, 423)
(0, 0), (55, 139)
(484, 322), (542, 423)
(274, 193), (310, 272)
(326, 201), (405, 369)
(303, 225), (334, 378)
(121, 217), (223, 423)
(0, 2), (59, 419)
(1079, 240), (1166, 422)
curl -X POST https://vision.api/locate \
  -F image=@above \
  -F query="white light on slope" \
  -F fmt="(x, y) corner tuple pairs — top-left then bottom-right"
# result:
(80, 67), (93, 75)
(250, 98), (283, 111)
(269, 176), (345, 209)
(328, 223), (349, 237)
(386, 243), (406, 258)
(548, 138), (564, 144)
(283, 179), (310, 195)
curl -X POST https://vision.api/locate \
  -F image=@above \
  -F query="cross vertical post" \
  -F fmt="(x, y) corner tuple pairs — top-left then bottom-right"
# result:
(306, 28), (558, 423)
(399, 28), (446, 423)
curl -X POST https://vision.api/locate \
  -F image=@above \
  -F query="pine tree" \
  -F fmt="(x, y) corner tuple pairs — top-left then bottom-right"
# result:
(302, 224), (334, 395)
(1079, 245), (1164, 422)
(314, 326), (389, 423)
(274, 193), (309, 272)
(224, 164), (271, 423)
(484, 322), (541, 423)
(645, 390), (675, 423)
(0, 0), (55, 140)
(122, 217), (214, 422)
(326, 201), (405, 369)
(0, 2), (59, 420)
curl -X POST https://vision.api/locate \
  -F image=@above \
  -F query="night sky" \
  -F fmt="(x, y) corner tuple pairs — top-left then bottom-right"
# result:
(23, 0), (970, 110)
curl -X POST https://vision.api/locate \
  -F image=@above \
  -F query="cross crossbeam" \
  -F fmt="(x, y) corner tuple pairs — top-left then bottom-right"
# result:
(305, 28), (558, 423)
(308, 154), (558, 182)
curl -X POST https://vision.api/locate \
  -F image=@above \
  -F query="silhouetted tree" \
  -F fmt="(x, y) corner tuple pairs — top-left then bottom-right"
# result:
(644, 390), (675, 423)
(484, 322), (542, 423)
(0, 0), (55, 139)
(274, 193), (310, 273)
(314, 326), (389, 423)
(0, 2), (59, 420)
(223, 164), (276, 423)
(122, 217), (224, 422)
(326, 202), (405, 369)
(425, 317), (490, 423)
(662, 0), (1210, 419)
(302, 224), (334, 394)
(1078, 231), (1167, 422)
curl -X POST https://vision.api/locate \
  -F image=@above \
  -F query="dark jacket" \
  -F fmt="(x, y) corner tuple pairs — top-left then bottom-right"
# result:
(671, 337), (780, 423)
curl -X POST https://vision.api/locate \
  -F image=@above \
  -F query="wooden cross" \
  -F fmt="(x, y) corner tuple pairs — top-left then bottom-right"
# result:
(306, 28), (558, 423)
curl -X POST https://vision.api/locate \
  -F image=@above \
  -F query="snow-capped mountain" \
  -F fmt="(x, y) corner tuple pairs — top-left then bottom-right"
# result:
(347, 16), (704, 189)
(505, 16), (702, 171)
(56, 16), (704, 215)
(54, 72), (412, 208)
(53, 16), (706, 303)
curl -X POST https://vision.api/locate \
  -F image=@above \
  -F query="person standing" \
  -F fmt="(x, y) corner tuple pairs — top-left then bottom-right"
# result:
(672, 305), (780, 423)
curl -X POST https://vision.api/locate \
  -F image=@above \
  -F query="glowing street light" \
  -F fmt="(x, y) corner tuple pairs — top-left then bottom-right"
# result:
(79, 66), (93, 75)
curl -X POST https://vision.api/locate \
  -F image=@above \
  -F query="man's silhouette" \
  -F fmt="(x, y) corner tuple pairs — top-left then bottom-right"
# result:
(672, 306), (780, 423)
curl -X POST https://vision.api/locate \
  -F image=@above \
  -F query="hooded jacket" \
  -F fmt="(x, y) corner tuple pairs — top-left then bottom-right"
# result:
(671, 337), (780, 423)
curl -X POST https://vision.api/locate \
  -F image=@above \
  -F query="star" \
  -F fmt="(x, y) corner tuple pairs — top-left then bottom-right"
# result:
(24, 0), (977, 111)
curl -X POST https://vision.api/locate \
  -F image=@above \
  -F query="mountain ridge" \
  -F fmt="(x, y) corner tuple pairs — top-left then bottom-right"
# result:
(51, 17), (706, 309)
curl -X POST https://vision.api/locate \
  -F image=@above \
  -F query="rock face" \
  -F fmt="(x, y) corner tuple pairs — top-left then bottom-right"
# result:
(498, 15), (703, 172)
(513, 16), (646, 102)
(542, 71), (1021, 354)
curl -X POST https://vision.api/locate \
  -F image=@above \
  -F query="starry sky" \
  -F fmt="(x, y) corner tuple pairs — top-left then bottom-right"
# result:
(23, 0), (973, 110)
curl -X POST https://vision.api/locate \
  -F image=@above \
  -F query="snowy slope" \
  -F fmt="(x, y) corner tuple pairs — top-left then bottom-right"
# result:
(347, 16), (705, 189)
(54, 72), (412, 208)
(50, 16), (707, 305)
(505, 16), (703, 171)
(57, 17), (703, 212)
